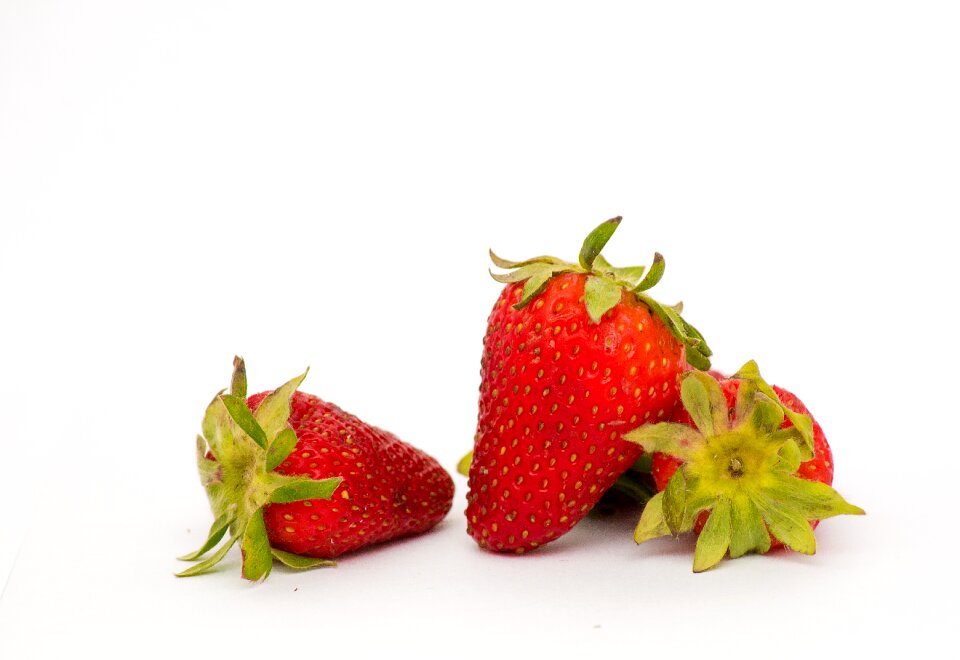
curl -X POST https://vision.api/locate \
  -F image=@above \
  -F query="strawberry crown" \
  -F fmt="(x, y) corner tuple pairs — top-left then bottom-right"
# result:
(489, 217), (712, 370)
(176, 357), (342, 581)
(623, 362), (864, 572)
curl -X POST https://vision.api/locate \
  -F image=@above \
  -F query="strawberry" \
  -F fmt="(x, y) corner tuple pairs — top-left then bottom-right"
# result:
(177, 358), (454, 580)
(463, 218), (712, 553)
(624, 361), (863, 572)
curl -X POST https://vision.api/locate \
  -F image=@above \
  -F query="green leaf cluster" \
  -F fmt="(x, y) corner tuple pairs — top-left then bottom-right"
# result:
(623, 366), (864, 572)
(488, 217), (712, 369)
(177, 358), (342, 581)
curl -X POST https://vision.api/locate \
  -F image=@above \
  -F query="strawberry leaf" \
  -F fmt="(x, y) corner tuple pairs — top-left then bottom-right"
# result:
(230, 356), (247, 399)
(593, 255), (646, 286)
(578, 216), (622, 270)
(693, 498), (732, 572)
(663, 468), (687, 534)
(175, 535), (238, 577)
(271, 549), (336, 570)
(633, 252), (665, 292)
(488, 249), (565, 270)
(268, 476), (343, 504)
(515, 263), (565, 309)
(622, 422), (702, 461)
(753, 493), (818, 555)
(254, 369), (308, 441)
(266, 428), (299, 472)
(221, 394), (268, 449)
(240, 508), (273, 582)
(680, 371), (729, 437)
(583, 275), (623, 323)
(177, 510), (235, 562)
(634, 492), (671, 544)
(728, 495), (770, 558)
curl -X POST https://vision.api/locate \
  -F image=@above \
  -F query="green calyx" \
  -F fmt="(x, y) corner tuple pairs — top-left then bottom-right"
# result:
(176, 357), (342, 581)
(489, 217), (712, 370)
(623, 366), (864, 572)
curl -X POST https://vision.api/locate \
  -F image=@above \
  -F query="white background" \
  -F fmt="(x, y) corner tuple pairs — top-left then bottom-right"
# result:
(1, 1), (957, 658)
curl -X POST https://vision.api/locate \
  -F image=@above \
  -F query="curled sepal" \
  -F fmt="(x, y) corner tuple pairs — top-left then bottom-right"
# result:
(175, 535), (238, 577)
(633, 252), (665, 292)
(254, 367), (308, 441)
(578, 217), (622, 270)
(593, 255), (646, 286)
(693, 499), (732, 572)
(488, 249), (565, 270)
(515, 264), (566, 310)
(272, 549), (336, 570)
(177, 510), (235, 562)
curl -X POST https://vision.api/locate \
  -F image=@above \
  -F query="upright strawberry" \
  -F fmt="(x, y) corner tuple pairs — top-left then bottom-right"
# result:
(624, 362), (863, 572)
(178, 358), (454, 580)
(464, 218), (711, 553)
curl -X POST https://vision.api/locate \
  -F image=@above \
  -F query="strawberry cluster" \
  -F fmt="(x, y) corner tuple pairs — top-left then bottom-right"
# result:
(179, 218), (862, 581)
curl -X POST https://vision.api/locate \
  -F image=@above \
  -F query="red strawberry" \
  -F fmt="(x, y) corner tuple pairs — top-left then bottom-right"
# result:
(464, 218), (712, 553)
(624, 361), (863, 572)
(177, 358), (454, 580)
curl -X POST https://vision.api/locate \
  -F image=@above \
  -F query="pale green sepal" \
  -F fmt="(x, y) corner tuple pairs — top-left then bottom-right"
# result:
(241, 508), (273, 582)
(456, 451), (473, 476)
(488, 249), (566, 270)
(593, 255), (646, 286)
(663, 468), (687, 534)
(771, 475), (866, 520)
(266, 428), (299, 472)
(622, 423), (702, 461)
(753, 495), (817, 555)
(747, 395), (786, 436)
(490, 262), (555, 284)
(268, 476), (343, 504)
(684, 346), (712, 371)
(583, 275), (623, 323)
(680, 371), (729, 437)
(271, 549), (336, 570)
(734, 380), (759, 425)
(201, 392), (234, 460)
(254, 369), (308, 441)
(733, 360), (814, 457)
(777, 439), (803, 474)
(633, 252), (665, 292)
(230, 356), (247, 399)
(578, 216), (622, 270)
(175, 535), (238, 577)
(693, 499), (732, 572)
(221, 394), (268, 449)
(634, 492), (672, 544)
(516, 264), (564, 308)
(729, 496), (770, 558)
(177, 510), (235, 561)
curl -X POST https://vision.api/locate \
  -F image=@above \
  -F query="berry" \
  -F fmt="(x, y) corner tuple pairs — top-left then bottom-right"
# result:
(177, 358), (454, 580)
(463, 218), (711, 553)
(624, 361), (863, 572)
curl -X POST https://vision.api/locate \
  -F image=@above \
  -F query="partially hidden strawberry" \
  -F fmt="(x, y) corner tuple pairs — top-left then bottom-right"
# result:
(463, 217), (712, 553)
(624, 361), (864, 572)
(177, 358), (454, 580)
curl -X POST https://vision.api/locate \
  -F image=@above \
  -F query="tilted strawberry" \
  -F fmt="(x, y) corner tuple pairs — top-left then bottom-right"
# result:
(624, 362), (863, 572)
(463, 217), (711, 553)
(177, 358), (454, 580)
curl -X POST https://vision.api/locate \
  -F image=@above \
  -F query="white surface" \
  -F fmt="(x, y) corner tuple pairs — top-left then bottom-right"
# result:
(1, 1), (957, 658)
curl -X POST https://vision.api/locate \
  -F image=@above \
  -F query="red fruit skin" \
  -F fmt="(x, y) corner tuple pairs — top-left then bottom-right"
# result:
(650, 373), (833, 544)
(466, 272), (685, 552)
(247, 391), (455, 558)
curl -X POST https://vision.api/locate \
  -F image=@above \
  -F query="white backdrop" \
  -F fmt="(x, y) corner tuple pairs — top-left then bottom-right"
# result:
(1, 1), (957, 658)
